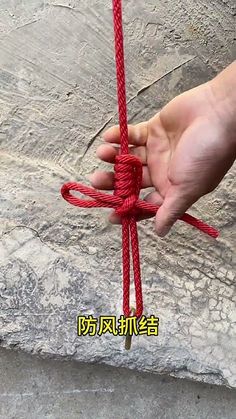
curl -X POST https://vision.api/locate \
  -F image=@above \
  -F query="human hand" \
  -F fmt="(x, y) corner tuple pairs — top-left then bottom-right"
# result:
(89, 74), (236, 237)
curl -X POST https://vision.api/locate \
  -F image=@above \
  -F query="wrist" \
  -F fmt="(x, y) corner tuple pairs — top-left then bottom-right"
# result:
(207, 61), (236, 145)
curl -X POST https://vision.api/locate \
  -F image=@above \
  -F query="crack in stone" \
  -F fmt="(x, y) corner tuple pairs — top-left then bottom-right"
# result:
(127, 56), (196, 101)
(15, 19), (40, 31)
(81, 116), (113, 159)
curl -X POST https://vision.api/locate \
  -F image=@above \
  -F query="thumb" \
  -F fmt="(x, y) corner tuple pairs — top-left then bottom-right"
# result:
(153, 186), (198, 237)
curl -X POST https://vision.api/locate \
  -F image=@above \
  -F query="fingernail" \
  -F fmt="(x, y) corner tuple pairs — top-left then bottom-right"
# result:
(86, 173), (93, 183)
(109, 213), (121, 224)
(156, 225), (171, 237)
(102, 131), (108, 139)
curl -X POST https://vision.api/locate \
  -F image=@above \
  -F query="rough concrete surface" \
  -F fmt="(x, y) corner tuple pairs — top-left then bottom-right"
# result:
(0, 0), (235, 389)
(1, 348), (236, 419)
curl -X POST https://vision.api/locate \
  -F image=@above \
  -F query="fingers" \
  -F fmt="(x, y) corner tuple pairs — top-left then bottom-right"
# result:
(144, 191), (164, 207)
(103, 122), (148, 146)
(149, 186), (198, 237)
(89, 167), (152, 190)
(96, 143), (147, 165)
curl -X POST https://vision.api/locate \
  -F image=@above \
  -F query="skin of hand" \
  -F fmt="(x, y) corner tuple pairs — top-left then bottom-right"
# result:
(89, 62), (236, 237)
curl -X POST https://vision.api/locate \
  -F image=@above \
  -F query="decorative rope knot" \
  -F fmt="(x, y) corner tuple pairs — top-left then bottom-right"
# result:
(60, 153), (144, 318)
(61, 153), (218, 319)
(114, 154), (142, 217)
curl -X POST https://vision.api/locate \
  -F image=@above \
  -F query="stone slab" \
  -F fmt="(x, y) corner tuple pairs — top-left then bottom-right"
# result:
(0, 0), (235, 388)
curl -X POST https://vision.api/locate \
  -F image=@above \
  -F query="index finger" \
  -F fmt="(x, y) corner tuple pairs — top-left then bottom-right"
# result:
(103, 122), (148, 146)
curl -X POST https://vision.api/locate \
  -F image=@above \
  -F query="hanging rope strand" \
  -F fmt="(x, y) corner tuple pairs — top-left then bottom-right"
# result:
(112, 0), (129, 155)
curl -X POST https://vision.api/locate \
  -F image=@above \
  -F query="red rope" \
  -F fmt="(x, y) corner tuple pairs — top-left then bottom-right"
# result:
(61, 0), (219, 319)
